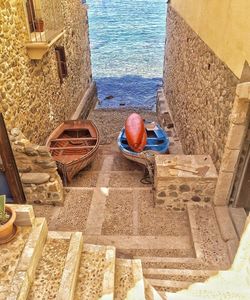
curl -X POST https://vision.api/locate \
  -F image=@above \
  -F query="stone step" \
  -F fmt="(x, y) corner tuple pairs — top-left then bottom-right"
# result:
(187, 203), (230, 269)
(214, 206), (240, 263)
(84, 235), (192, 250)
(27, 232), (71, 299)
(143, 268), (217, 282)
(83, 235), (194, 258)
(144, 279), (163, 300)
(229, 207), (247, 239)
(114, 258), (146, 300)
(56, 232), (83, 300)
(134, 257), (209, 270)
(148, 278), (193, 293)
(8, 217), (48, 299)
(0, 205), (35, 299)
(74, 244), (116, 300)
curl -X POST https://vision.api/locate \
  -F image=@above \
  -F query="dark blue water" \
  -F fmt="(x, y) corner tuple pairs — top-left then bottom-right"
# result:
(87, 0), (167, 109)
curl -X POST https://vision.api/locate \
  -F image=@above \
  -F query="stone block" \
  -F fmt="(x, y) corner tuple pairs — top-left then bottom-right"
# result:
(9, 204), (35, 226)
(220, 148), (240, 172)
(20, 173), (50, 184)
(214, 206), (238, 242)
(230, 97), (249, 125)
(155, 155), (217, 209)
(56, 232), (83, 300)
(213, 171), (234, 206)
(236, 82), (250, 100)
(225, 124), (246, 150)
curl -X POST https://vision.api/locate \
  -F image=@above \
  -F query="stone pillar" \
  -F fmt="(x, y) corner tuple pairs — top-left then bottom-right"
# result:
(214, 82), (250, 206)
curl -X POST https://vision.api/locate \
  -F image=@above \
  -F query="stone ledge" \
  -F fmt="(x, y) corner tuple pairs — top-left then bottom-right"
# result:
(20, 173), (50, 185)
(56, 232), (83, 300)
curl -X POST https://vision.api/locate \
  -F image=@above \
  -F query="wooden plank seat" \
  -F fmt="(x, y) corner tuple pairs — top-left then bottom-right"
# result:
(50, 137), (97, 142)
(50, 145), (95, 150)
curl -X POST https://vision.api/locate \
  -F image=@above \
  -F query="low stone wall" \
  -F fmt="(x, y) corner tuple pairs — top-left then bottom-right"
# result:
(154, 155), (218, 210)
(163, 6), (239, 171)
(9, 129), (64, 205)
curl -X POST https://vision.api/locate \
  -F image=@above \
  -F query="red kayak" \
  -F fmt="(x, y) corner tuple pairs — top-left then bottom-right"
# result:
(125, 113), (147, 152)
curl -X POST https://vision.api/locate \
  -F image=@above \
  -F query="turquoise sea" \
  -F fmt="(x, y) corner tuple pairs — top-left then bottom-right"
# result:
(86, 0), (167, 109)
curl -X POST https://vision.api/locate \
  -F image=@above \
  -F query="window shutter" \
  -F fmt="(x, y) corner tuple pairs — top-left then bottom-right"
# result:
(55, 46), (68, 83)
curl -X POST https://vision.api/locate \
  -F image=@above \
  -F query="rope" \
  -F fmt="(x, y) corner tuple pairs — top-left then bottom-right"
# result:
(138, 150), (157, 185)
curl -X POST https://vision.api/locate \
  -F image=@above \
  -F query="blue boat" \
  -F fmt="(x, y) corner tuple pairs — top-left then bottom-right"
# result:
(118, 121), (169, 168)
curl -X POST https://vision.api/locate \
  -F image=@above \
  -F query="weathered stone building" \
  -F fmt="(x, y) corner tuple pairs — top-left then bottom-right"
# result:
(0, 0), (95, 144)
(163, 0), (250, 208)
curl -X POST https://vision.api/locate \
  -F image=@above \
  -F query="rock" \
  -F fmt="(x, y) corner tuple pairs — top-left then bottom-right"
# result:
(11, 128), (21, 136)
(158, 191), (167, 197)
(37, 146), (50, 156)
(192, 195), (201, 202)
(105, 95), (114, 100)
(24, 146), (38, 156)
(18, 166), (32, 173)
(21, 173), (50, 184)
(179, 184), (190, 192)
(169, 192), (178, 197)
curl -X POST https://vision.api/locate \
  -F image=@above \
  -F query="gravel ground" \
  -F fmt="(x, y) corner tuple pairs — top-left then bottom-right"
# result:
(88, 108), (157, 144)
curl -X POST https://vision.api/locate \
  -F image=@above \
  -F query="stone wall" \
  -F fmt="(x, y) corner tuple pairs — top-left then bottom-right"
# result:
(163, 6), (239, 171)
(0, 0), (93, 144)
(154, 155), (218, 210)
(9, 128), (64, 205)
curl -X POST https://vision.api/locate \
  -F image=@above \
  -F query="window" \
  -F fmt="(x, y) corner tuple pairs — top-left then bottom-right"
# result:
(55, 46), (68, 84)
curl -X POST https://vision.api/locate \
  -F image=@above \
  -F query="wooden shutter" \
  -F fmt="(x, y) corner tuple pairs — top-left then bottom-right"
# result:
(55, 46), (68, 84)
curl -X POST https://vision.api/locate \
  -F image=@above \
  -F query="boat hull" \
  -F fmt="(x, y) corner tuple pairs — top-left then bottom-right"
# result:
(118, 122), (169, 166)
(46, 120), (100, 183)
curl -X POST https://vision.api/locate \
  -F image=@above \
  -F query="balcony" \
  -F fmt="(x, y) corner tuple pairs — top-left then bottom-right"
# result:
(24, 0), (65, 59)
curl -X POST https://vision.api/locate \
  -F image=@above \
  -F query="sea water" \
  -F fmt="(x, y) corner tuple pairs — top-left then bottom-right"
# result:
(86, 0), (167, 109)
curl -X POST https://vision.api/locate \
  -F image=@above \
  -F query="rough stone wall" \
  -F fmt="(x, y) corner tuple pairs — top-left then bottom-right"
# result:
(154, 155), (218, 210)
(0, 0), (93, 144)
(9, 128), (64, 205)
(163, 6), (239, 171)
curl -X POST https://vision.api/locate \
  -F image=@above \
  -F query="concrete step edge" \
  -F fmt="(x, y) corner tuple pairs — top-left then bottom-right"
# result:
(143, 268), (218, 279)
(229, 207), (247, 239)
(144, 278), (164, 300)
(101, 245), (116, 299)
(148, 278), (193, 290)
(135, 257), (200, 264)
(8, 217), (48, 299)
(56, 232), (83, 300)
(115, 259), (146, 300)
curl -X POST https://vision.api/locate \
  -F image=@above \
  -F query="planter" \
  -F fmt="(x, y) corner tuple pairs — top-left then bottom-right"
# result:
(0, 205), (17, 244)
(35, 19), (44, 32)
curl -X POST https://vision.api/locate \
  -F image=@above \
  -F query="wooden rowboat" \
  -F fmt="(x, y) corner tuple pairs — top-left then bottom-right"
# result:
(46, 120), (100, 183)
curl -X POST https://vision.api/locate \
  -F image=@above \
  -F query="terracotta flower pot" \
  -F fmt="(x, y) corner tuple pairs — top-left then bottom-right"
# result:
(0, 205), (17, 244)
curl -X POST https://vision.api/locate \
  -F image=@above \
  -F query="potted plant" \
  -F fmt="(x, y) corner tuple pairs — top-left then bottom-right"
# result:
(34, 18), (44, 32)
(0, 195), (17, 244)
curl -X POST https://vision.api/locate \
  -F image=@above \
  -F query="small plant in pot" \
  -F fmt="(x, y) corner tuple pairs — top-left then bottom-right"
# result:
(0, 195), (17, 244)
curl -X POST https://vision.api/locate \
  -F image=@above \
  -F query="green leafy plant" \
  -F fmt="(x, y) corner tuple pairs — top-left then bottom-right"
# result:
(0, 195), (9, 225)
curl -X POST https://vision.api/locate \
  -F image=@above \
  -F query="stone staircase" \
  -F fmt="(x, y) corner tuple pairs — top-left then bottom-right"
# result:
(0, 205), (162, 300)
(165, 214), (250, 300)
(30, 141), (249, 299)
